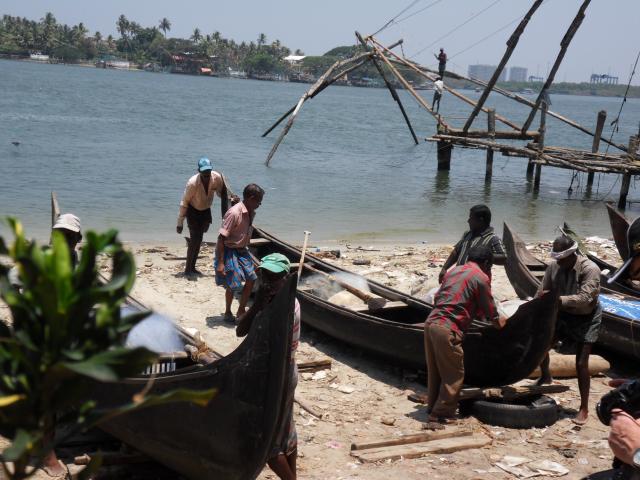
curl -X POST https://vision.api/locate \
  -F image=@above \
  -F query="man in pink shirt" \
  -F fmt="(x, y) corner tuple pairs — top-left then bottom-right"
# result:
(176, 157), (225, 278)
(215, 183), (265, 323)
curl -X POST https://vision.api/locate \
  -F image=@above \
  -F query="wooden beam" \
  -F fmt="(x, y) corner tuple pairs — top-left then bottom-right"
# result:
(463, 0), (544, 131)
(587, 110), (607, 186)
(351, 428), (472, 451)
(355, 32), (419, 145)
(521, 0), (591, 133)
(445, 128), (539, 140)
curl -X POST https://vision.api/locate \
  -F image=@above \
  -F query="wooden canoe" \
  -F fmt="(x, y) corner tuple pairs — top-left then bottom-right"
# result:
(249, 227), (556, 387)
(503, 222), (640, 360)
(93, 274), (297, 480)
(606, 202), (630, 261)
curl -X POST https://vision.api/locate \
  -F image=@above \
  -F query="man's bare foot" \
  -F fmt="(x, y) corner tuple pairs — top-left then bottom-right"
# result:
(43, 452), (66, 477)
(572, 409), (588, 425)
(535, 375), (553, 386)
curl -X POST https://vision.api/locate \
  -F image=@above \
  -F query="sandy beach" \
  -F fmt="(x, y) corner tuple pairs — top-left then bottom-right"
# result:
(0, 234), (626, 479)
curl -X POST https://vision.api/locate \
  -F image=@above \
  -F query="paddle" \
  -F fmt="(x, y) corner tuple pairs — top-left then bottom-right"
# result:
(302, 263), (387, 311)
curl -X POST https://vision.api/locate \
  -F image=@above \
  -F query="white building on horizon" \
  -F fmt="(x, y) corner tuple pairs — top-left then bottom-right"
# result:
(509, 66), (528, 83)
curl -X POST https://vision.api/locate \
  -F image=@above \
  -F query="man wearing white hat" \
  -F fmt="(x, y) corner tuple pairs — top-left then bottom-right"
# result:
(52, 213), (82, 267)
(536, 235), (601, 425)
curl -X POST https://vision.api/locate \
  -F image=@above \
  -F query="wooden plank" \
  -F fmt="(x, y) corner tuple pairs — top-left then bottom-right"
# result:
(297, 358), (332, 372)
(458, 383), (569, 401)
(294, 396), (323, 419)
(351, 433), (491, 463)
(351, 428), (472, 451)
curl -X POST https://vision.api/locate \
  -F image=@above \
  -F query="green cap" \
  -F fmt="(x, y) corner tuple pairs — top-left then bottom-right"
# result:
(259, 253), (290, 274)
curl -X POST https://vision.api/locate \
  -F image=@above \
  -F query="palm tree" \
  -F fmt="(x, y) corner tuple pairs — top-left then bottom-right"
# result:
(106, 34), (115, 51)
(117, 14), (129, 39)
(294, 49), (304, 56)
(94, 31), (102, 46)
(159, 17), (171, 37)
(191, 27), (201, 44)
(257, 33), (266, 49)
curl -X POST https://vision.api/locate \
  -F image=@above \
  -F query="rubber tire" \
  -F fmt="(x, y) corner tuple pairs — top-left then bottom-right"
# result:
(471, 395), (559, 429)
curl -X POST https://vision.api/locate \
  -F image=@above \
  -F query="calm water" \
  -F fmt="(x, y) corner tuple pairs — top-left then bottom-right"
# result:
(1, 59), (639, 245)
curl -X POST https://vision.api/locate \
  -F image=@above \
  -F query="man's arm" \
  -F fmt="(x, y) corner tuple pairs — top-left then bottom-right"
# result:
(490, 235), (506, 265)
(177, 181), (194, 233)
(439, 246), (459, 283)
(559, 264), (600, 311)
(609, 410), (640, 466)
(215, 234), (226, 275)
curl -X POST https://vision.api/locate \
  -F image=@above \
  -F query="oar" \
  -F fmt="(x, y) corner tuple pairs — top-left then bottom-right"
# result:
(302, 263), (387, 311)
(297, 231), (311, 286)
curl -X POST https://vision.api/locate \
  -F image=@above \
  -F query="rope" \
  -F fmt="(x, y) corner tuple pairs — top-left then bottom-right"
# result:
(370, 0), (424, 37)
(409, 0), (503, 59)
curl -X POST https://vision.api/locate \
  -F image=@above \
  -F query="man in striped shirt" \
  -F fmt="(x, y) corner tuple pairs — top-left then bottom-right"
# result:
(425, 246), (504, 424)
(439, 204), (506, 283)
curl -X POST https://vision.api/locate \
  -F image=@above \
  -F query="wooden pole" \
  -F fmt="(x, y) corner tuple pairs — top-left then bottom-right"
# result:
(619, 136), (639, 209)
(463, 0), (544, 132)
(587, 110), (607, 186)
(485, 109), (495, 180)
(355, 32), (419, 145)
(521, 0), (591, 133)
(534, 102), (547, 192)
(264, 53), (372, 166)
(437, 140), (453, 171)
(372, 38), (521, 131)
(262, 53), (372, 137)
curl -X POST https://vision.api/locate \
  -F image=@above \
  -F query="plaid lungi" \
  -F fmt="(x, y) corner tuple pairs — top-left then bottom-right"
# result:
(214, 247), (257, 292)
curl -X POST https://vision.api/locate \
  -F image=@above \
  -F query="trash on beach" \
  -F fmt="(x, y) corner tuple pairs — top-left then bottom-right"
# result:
(494, 455), (569, 477)
(338, 385), (355, 394)
(325, 440), (343, 449)
(311, 371), (327, 381)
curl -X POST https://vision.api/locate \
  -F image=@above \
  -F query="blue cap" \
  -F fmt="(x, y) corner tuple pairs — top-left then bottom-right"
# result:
(198, 157), (213, 172)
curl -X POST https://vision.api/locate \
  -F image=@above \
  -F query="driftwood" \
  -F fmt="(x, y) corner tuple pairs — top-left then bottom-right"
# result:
(297, 358), (332, 373)
(351, 428), (472, 451)
(464, 0), (544, 131)
(294, 395), (323, 419)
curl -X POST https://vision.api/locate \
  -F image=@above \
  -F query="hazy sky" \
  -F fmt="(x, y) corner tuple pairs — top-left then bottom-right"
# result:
(3, 0), (639, 83)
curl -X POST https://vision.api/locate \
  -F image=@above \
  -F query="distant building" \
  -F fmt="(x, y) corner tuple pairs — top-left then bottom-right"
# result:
(283, 55), (306, 65)
(590, 73), (618, 85)
(509, 66), (527, 83)
(528, 75), (544, 83)
(468, 64), (506, 82)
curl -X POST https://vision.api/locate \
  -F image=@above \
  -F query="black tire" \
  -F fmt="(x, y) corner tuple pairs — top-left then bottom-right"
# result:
(472, 395), (559, 429)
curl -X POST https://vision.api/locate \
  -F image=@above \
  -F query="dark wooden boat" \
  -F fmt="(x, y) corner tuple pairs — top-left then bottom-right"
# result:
(606, 202), (630, 261)
(503, 222), (640, 360)
(249, 227), (557, 387)
(94, 275), (297, 480)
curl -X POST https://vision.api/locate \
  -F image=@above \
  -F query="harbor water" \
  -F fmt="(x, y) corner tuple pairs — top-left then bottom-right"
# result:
(1, 59), (639, 245)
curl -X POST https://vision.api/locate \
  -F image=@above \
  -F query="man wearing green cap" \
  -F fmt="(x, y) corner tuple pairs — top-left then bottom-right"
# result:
(237, 253), (300, 480)
(177, 157), (224, 278)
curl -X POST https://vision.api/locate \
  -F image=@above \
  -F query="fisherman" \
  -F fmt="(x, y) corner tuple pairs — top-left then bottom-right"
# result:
(176, 157), (225, 278)
(536, 235), (601, 425)
(236, 253), (299, 480)
(424, 246), (504, 426)
(438, 204), (506, 283)
(215, 183), (264, 323)
(609, 216), (640, 286)
(434, 48), (447, 78)
(432, 77), (444, 113)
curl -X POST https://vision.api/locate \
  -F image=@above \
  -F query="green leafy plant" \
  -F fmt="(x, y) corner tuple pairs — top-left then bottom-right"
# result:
(0, 219), (214, 479)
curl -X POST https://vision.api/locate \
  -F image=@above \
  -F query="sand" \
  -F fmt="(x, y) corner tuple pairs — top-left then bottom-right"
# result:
(0, 235), (626, 479)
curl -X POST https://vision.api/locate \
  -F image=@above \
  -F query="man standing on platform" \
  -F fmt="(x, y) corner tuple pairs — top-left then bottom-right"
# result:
(536, 235), (601, 425)
(434, 48), (447, 78)
(439, 204), (506, 283)
(424, 246), (504, 425)
(176, 157), (224, 278)
(215, 183), (265, 323)
(433, 77), (444, 113)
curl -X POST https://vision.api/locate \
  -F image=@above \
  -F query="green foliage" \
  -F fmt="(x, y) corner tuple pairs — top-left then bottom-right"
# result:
(302, 56), (338, 76)
(0, 219), (216, 479)
(243, 52), (282, 75)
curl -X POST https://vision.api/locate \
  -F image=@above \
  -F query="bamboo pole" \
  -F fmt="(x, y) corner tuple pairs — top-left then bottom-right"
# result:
(372, 38), (521, 131)
(463, 0), (544, 132)
(355, 32), (419, 145)
(264, 53), (372, 166)
(262, 52), (373, 137)
(521, 0), (591, 133)
(587, 110), (607, 186)
(486, 109), (495, 180)
(534, 102), (547, 192)
(368, 41), (446, 128)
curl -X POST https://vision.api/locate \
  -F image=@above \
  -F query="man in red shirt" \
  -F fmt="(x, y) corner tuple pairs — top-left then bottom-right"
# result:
(424, 246), (504, 424)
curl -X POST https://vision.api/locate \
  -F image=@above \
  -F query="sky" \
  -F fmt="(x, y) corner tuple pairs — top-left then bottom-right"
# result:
(2, 0), (639, 84)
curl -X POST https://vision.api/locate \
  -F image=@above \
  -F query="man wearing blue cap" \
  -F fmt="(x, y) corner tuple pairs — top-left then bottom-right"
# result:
(236, 253), (300, 480)
(177, 157), (224, 278)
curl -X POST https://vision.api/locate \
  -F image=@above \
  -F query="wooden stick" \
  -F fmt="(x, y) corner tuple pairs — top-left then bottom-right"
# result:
(297, 231), (311, 286)
(51, 191), (60, 228)
(521, 0), (591, 133)
(297, 358), (332, 372)
(463, 0), (544, 131)
(303, 263), (387, 310)
(355, 31), (419, 145)
(294, 395), (323, 418)
(351, 428), (472, 451)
